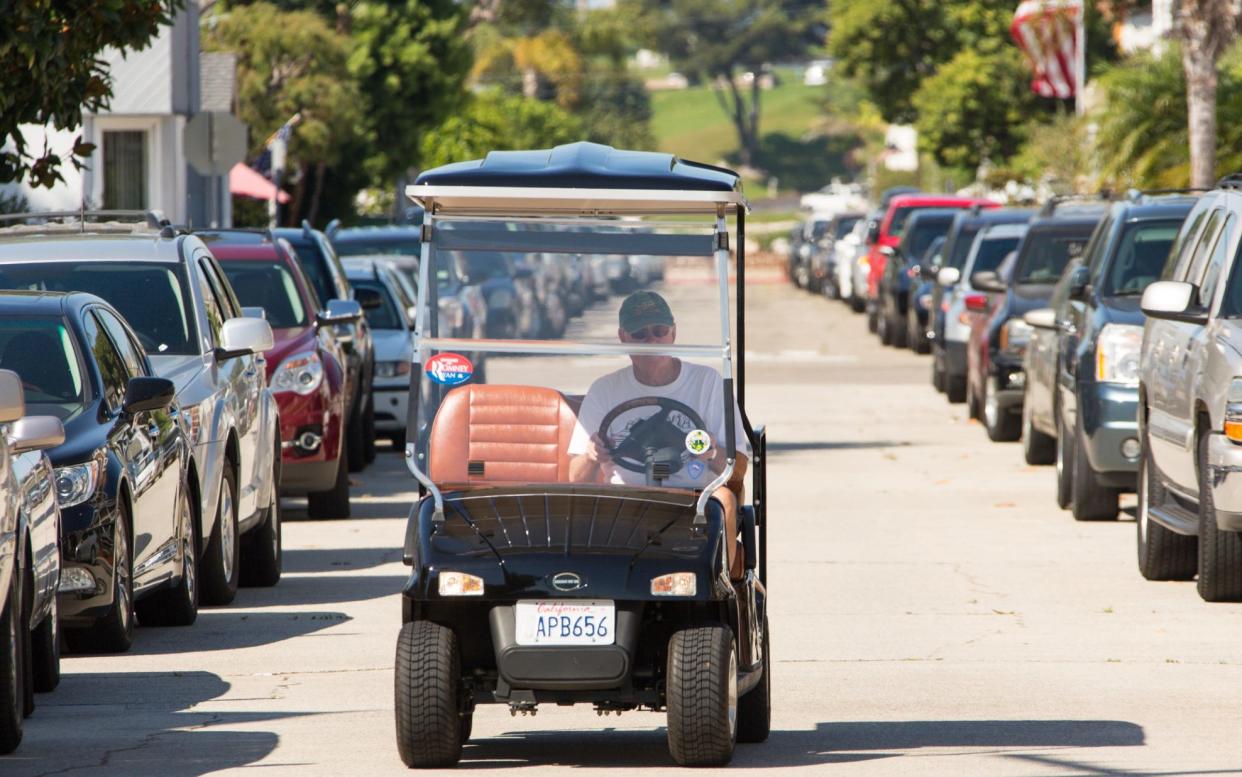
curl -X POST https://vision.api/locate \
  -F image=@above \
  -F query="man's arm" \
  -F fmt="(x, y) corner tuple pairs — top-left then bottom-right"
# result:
(569, 435), (612, 483)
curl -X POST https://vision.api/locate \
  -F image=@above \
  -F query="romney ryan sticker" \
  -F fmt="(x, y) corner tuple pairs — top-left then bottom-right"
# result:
(426, 353), (474, 386)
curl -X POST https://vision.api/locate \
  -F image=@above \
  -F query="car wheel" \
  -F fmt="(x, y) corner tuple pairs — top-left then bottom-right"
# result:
(362, 394), (377, 466)
(867, 307), (878, 333)
(966, 376), (980, 420)
(909, 309), (928, 354)
(945, 372), (966, 404)
(1022, 389), (1055, 465)
(200, 465), (240, 606)
(0, 564), (23, 754)
(347, 396), (366, 474)
(307, 445), (351, 520)
(932, 352), (946, 392)
(1197, 432), (1242, 601)
(1137, 435), (1197, 581)
(29, 584), (58, 693)
(736, 617), (771, 744)
(850, 295), (865, 313)
(241, 455), (282, 587)
(135, 482), (198, 627)
(1071, 415), (1119, 521)
(878, 307), (893, 345)
(983, 378), (1020, 442)
(666, 625), (737, 767)
(1055, 412), (1074, 510)
(66, 511), (134, 654)
(394, 620), (464, 768)
(890, 309), (908, 348)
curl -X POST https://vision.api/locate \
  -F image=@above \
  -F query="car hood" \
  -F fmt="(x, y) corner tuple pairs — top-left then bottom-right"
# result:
(265, 326), (318, 376)
(371, 328), (412, 362)
(1098, 295), (1145, 327)
(149, 354), (207, 398)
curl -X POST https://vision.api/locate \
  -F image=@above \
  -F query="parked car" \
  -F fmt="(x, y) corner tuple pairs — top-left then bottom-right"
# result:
(212, 232), (358, 520)
(1023, 195), (1193, 521)
(0, 368), (65, 754)
(0, 219), (281, 608)
(275, 223), (377, 471)
(791, 214), (833, 290)
(1136, 180), (1242, 601)
(459, 250), (538, 340)
(965, 206), (1103, 441)
(865, 194), (997, 331)
(905, 235), (946, 353)
(877, 209), (958, 348)
(344, 260), (416, 446)
(841, 210), (881, 312)
(811, 212), (865, 298)
(929, 208), (1036, 392)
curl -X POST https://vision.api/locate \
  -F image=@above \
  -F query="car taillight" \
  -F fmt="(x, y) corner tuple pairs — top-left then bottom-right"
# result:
(964, 294), (988, 312)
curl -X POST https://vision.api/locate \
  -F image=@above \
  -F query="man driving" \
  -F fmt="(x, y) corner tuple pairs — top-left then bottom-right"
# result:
(568, 290), (750, 488)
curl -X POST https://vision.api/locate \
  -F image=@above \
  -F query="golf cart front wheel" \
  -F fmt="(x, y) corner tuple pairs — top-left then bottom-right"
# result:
(667, 626), (737, 766)
(394, 621), (464, 768)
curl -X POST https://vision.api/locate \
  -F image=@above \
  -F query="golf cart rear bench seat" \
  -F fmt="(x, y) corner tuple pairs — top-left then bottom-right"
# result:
(427, 384), (743, 579)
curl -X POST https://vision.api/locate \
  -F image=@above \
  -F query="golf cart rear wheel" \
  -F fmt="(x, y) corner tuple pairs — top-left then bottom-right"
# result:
(667, 626), (737, 766)
(395, 621), (463, 768)
(736, 617), (771, 744)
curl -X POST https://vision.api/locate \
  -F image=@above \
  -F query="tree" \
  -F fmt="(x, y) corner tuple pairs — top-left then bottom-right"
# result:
(203, 2), (364, 225)
(0, 0), (184, 188)
(623, 0), (825, 167)
(1176, 0), (1240, 188)
(418, 90), (583, 170)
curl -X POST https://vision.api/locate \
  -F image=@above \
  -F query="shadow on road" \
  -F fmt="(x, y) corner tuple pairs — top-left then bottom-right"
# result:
(281, 546), (404, 574)
(767, 440), (913, 454)
(5, 671), (304, 776)
(74, 608), (356, 656)
(456, 718), (1144, 769)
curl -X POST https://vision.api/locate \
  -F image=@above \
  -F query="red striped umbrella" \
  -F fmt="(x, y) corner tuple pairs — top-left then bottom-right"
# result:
(1011, 0), (1083, 100)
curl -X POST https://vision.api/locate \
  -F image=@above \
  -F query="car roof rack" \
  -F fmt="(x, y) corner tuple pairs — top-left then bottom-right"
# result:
(0, 209), (179, 238)
(1216, 174), (1242, 190)
(1038, 193), (1113, 217)
(1125, 187), (1209, 201)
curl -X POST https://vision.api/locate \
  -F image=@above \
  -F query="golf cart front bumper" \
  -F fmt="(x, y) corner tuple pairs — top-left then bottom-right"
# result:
(488, 604), (641, 690)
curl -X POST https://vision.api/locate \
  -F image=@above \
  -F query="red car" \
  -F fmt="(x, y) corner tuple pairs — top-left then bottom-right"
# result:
(866, 194), (997, 330)
(202, 231), (356, 519)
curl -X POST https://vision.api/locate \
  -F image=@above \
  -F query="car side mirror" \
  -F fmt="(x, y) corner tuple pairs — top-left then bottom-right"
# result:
(0, 370), (24, 424)
(354, 287), (384, 310)
(971, 271), (1006, 293)
(241, 306), (266, 320)
(866, 221), (881, 244)
(123, 376), (175, 415)
(937, 267), (961, 286)
(1141, 280), (1207, 323)
(879, 245), (895, 257)
(216, 317), (274, 361)
(1067, 265), (1090, 301)
(8, 415), (65, 453)
(1024, 308), (1058, 330)
(318, 298), (363, 325)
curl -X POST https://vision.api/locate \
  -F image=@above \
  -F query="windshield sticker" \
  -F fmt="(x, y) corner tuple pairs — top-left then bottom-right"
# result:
(426, 353), (473, 386)
(685, 429), (712, 455)
(685, 460), (706, 479)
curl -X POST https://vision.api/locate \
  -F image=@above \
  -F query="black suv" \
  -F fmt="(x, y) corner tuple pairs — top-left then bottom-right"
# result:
(877, 209), (958, 348)
(1023, 194), (1195, 519)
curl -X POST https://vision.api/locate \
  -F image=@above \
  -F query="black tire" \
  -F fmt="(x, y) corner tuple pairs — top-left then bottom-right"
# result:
(666, 625), (737, 767)
(1197, 433), (1242, 601)
(200, 465), (240, 606)
(394, 621), (463, 768)
(66, 512), (134, 654)
(878, 307), (893, 345)
(736, 618), (770, 744)
(460, 712), (474, 743)
(946, 373), (966, 404)
(1055, 412), (1074, 510)
(362, 393), (377, 465)
(966, 376), (981, 420)
(909, 309), (929, 354)
(932, 350), (946, 392)
(0, 566), (23, 754)
(307, 446), (351, 520)
(850, 295), (865, 313)
(983, 378), (1021, 442)
(347, 393), (366, 474)
(1022, 391), (1056, 465)
(1071, 416), (1119, 521)
(241, 459), (282, 587)
(29, 588), (58, 693)
(1137, 436), (1197, 581)
(867, 307), (878, 333)
(889, 308), (908, 349)
(136, 482), (198, 627)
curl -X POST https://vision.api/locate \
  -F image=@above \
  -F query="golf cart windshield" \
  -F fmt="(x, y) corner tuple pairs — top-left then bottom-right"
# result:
(404, 143), (750, 521)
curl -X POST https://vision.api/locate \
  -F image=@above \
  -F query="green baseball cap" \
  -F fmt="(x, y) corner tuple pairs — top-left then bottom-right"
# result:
(619, 291), (674, 333)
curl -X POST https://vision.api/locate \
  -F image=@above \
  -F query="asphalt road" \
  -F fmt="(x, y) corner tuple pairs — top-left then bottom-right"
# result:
(10, 277), (1242, 776)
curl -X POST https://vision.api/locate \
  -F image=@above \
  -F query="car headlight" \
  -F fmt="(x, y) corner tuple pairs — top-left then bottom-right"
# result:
(651, 572), (697, 597)
(487, 289), (513, 309)
(55, 458), (104, 508)
(272, 352), (324, 395)
(438, 571), (484, 596)
(999, 318), (1033, 357)
(1095, 324), (1143, 385)
(1225, 378), (1242, 442)
(375, 360), (411, 379)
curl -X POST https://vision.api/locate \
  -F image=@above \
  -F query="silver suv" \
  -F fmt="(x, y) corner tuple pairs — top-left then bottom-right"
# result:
(1138, 181), (1242, 601)
(0, 212), (280, 606)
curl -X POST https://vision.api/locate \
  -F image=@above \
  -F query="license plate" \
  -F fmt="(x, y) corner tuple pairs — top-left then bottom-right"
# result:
(515, 600), (615, 646)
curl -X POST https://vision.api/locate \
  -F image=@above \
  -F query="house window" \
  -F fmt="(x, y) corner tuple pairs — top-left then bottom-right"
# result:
(102, 131), (147, 210)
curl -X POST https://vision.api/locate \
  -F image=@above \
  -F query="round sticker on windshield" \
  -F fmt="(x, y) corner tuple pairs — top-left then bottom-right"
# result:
(685, 429), (712, 456)
(426, 353), (474, 386)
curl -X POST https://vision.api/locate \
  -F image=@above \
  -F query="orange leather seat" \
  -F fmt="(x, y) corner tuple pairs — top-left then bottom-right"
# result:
(429, 384), (579, 486)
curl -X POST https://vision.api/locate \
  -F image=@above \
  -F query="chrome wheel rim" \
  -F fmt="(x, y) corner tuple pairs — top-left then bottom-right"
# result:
(181, 490), (196, 602)
(984, 381), (999, 430)
(220, 479), (236, 583)
(1138, 456), (1149, 543)
(116, 522), (132, 634)
(726, 645), (738, 740)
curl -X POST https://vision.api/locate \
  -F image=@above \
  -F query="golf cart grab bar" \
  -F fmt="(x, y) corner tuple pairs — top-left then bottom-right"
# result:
(414, 337), (727, 359)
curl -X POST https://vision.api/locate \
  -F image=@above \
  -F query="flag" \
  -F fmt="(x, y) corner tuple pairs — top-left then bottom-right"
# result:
(253, 113), (301, 179)
(1011, 0), (1082, 99)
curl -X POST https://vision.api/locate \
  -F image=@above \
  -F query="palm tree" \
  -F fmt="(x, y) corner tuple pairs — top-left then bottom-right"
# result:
(1177, 0), (1240, 187)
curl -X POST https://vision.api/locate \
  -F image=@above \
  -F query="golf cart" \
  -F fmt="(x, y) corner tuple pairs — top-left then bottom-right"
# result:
(395, 142), (770, 768)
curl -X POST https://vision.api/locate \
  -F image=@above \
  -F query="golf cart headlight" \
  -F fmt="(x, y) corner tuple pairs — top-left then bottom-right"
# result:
(55, 459), (104, 508)
(1096, 324), (1143, 385)
(1000, 319), (1033, 356)
(272, 352), (323, 395)
(651, 572), (696, 597)
(375, 360), (411, 379)
(438, 571), (484, 597)
(1225, 379), (1242, 442)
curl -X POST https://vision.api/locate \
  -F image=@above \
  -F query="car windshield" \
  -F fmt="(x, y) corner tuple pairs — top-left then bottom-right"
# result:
(888, 206), (918, 237)
(1014, 229), (1092, 284)
(352, 279), (404, 330)
(0, 262), (197, 355)
(1101, 220), (1181, 296)
(218, 260), (309, 329)
(901, 217), (953, 261)
(463, 252), (512, 280)
(334, 237), (420, 258)
(968, 235), (1022, 275)
(0, 317), (87, 417)
(835, 217), (862, 240)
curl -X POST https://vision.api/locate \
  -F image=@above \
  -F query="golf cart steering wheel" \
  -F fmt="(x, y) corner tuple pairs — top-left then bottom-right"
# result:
(598, 397), (708, 474)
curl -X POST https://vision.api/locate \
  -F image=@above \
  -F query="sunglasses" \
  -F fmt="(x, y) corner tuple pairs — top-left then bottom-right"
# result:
(626, 324), (673, 341)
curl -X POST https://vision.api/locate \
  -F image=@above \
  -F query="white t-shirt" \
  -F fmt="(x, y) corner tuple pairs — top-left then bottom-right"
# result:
(568, 361), (751, 489)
